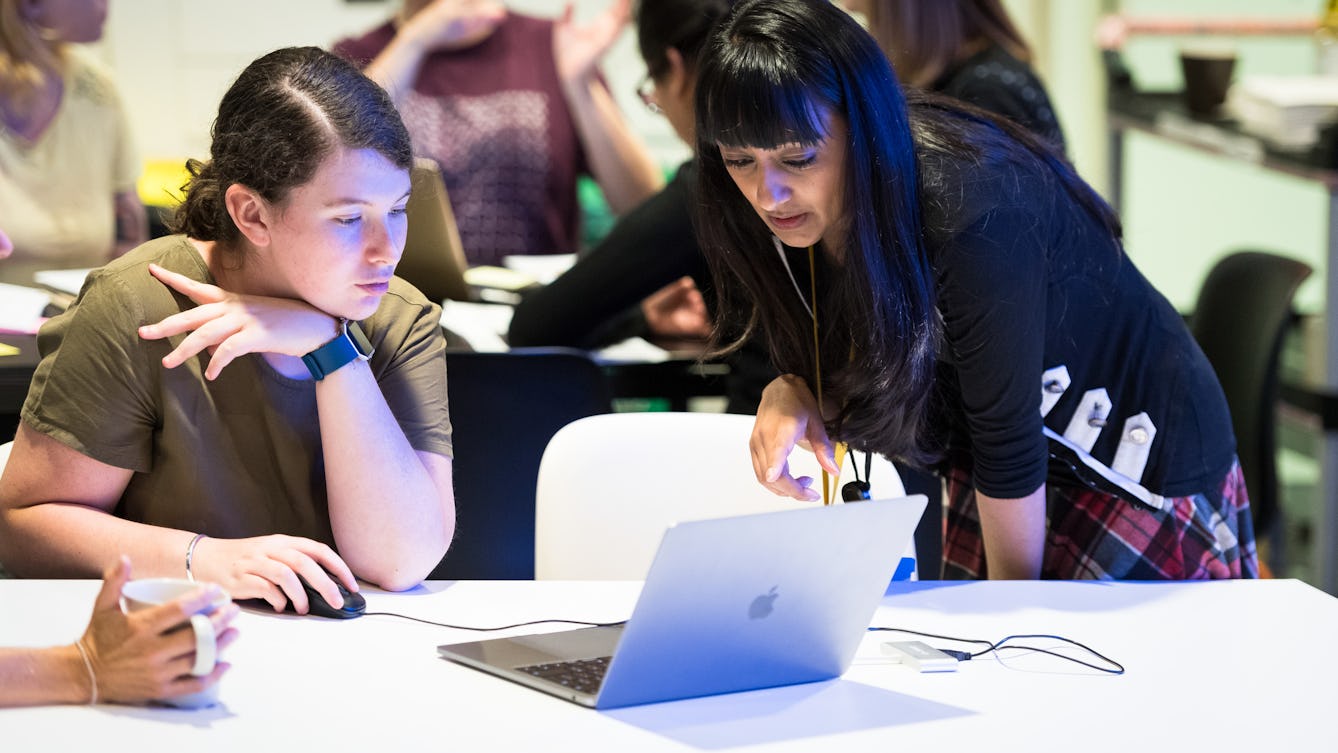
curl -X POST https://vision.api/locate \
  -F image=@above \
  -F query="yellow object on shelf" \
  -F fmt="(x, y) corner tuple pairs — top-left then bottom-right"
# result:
(137, 158), (194, 208)
(1319, 0), (1338, 75)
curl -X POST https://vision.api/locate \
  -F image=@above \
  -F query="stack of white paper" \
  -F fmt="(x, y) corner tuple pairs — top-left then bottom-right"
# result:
(1228, 75), (1338, 149)
(502, 253), (577, 286)
(33, 268), (92, 296)
(0, 282), (52, 334)
(440, 299), (513, 352)
(439, 299), (671, 362)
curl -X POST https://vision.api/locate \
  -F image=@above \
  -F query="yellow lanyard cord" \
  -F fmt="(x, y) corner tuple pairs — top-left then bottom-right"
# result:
(807, 245), (847, 505)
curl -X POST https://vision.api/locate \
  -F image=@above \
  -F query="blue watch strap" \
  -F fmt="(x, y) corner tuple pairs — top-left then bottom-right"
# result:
(301, 319), (374, 380)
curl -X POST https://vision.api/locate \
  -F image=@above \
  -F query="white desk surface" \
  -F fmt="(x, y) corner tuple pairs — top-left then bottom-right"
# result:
(2, 578), (1335, 752)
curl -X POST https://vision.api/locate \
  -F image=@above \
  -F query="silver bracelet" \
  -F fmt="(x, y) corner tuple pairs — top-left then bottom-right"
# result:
(74, 638), (98, 705)
(185, 533), (207, 582)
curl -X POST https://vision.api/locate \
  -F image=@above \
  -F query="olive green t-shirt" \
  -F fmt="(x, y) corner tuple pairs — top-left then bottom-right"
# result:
(21, 235), (453, 546)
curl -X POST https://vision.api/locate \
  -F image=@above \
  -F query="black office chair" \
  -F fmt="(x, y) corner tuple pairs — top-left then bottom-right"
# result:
(430, 349), (612, 579)
(1190, 250), (1312, 551)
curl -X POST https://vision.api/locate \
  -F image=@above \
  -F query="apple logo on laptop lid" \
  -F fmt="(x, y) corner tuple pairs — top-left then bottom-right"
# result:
(748, 586), (779, 620)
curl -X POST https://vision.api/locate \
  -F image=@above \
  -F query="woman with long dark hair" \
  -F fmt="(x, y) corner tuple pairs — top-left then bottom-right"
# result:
(695, 0), (1253, 580)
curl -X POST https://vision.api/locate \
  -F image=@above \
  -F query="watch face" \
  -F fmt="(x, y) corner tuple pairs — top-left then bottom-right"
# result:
(345, 320), (374, 360)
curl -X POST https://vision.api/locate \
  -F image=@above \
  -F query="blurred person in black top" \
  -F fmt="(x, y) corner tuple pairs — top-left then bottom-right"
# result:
(508, 0), (776, 414)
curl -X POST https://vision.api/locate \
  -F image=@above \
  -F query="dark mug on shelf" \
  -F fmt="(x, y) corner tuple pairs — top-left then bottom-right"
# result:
(1180, 47), (1237, 116)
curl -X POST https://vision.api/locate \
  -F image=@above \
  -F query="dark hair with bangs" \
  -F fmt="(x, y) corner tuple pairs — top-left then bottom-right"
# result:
(696, 44), (833, 152)
(693, 0), (1121, 467)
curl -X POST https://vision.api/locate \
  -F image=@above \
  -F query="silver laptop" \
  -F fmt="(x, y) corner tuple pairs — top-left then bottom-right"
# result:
(397, 158), (472, 304)
(437, 496), (927, 709)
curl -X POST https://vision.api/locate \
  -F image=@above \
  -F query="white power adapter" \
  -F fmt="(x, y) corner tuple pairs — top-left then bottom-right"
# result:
(881, 640), (960, 672)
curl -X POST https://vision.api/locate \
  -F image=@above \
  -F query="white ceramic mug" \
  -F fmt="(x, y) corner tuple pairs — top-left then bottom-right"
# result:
(121, 578), (230, 709)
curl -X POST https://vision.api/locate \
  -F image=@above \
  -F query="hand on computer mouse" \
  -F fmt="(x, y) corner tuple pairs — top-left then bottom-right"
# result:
(181, 534), (358, 614)
(293, 571), (367, 619)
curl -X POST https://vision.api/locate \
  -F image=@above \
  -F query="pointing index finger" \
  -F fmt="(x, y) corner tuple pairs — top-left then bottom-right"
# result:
(147, 263), (226, 305)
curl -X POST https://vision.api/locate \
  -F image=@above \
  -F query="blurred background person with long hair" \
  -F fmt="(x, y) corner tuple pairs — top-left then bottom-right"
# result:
(0, 0), (145, 274)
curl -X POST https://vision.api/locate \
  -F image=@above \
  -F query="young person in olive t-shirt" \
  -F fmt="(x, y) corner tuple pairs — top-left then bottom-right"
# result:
(0, 47), (456, 615)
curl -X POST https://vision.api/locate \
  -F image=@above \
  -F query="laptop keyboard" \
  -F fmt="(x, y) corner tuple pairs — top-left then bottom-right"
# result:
(517, 656), (612, 695)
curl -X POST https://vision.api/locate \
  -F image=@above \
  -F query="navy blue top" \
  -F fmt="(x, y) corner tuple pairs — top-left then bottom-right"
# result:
(917, 130), (1233, 504)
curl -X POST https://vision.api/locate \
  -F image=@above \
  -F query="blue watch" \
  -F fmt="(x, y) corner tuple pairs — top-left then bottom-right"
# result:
(301, 318), (374, 380)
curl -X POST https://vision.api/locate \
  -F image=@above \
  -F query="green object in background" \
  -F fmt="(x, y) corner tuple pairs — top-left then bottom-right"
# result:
(578, 175), (617, 251)
(613, 397), (672, 413)
(577, 165), (681, 252)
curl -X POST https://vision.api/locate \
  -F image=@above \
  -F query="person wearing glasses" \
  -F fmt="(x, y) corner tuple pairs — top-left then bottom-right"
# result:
(0, 47), (455, 611)
(334, 0), (662, 266)
(509, 0), (780, 414)
(693, 0), (1255, 580)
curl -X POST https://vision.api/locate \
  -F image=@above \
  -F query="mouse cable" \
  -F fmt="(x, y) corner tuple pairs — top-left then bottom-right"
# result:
(361, 611), (628, 632)
(868, 626), (1125, 675)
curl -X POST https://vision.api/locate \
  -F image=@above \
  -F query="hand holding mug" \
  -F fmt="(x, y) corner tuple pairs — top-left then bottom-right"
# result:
(81, 556), (238, 707)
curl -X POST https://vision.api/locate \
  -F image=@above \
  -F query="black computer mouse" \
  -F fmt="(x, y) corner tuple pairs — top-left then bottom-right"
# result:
(292, 572), (366, 619)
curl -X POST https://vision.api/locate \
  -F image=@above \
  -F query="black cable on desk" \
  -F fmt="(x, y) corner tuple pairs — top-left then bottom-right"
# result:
(869, 626), (1125, 675)
(362, 611), (627, 632)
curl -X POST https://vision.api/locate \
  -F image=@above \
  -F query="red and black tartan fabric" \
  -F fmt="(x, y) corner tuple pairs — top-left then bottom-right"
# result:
(940, 458), (1259, 579)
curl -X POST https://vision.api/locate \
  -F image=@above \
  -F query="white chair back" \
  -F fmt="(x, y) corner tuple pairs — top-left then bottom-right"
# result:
(0, 440), (12, 578)
(534, 412), (912, 580)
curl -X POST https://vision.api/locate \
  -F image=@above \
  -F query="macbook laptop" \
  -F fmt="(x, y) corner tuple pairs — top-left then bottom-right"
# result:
(397, 158), (473, 304)
(437, 496), (927, 709)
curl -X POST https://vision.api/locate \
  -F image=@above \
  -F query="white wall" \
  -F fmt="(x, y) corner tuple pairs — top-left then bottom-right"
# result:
(1001, 0), (1106, 193)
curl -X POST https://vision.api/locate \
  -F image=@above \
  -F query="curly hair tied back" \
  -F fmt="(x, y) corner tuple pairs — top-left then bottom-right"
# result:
(170, 46), (412, 252)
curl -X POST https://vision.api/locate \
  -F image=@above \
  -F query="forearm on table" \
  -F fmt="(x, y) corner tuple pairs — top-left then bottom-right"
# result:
(562, 76), (663, 213)
(975, 484), (1047, 580)
(0, 645), (89, 707)
(315, 359), (454, 590)
(0, 502), (196, 580)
